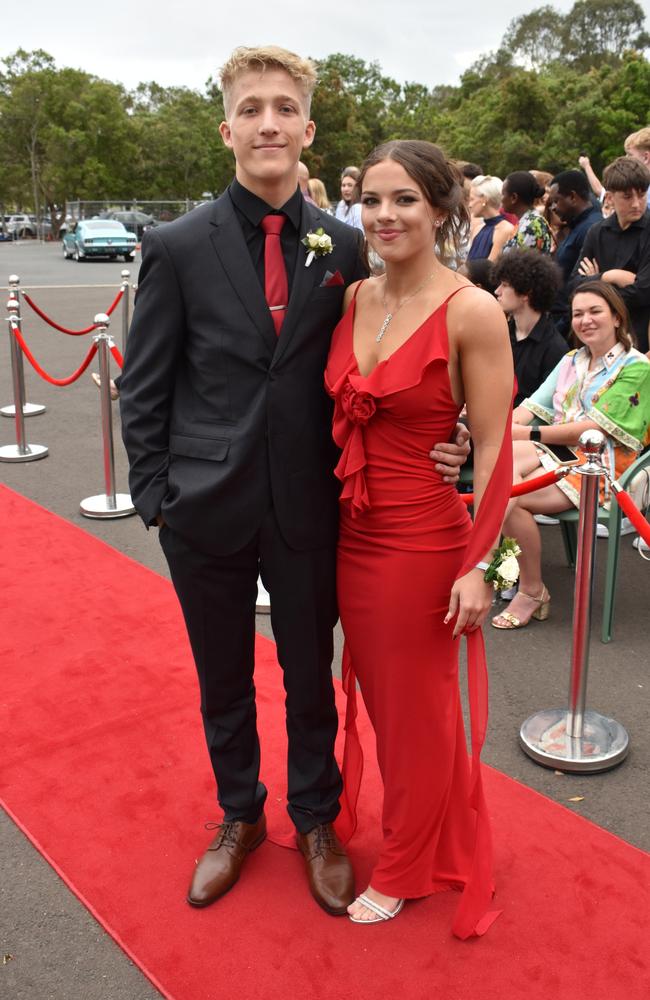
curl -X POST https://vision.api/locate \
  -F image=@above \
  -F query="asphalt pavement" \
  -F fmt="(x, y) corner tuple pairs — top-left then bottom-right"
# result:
(1, 242), (648, 1000)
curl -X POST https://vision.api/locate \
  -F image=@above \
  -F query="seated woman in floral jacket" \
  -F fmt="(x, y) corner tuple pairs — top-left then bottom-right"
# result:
(493, 281), (650, 630)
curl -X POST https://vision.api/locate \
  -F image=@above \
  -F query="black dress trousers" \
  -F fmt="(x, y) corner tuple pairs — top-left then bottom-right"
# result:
(159, 507), (342, 833)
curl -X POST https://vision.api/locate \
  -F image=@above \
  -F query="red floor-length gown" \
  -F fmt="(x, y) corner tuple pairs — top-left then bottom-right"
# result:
(324, 285), (513, 938)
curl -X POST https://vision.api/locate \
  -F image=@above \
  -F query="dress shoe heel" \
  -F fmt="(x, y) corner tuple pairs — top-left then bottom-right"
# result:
(532, 592), (551, 621)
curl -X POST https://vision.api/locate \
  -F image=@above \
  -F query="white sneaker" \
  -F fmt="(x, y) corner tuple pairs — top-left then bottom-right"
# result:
(597, 518), (635, 539)
(633, 535), (649, 553)
(534, 514), (560, 525)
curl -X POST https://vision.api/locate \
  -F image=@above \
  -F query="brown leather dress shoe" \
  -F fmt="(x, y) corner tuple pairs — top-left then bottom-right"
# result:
(297, 823), (355, 916)
(187, 815), (266, 908)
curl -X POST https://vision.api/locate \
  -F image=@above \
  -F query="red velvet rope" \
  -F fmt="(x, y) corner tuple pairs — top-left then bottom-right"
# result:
(105, 288), (124, 316)
(611, 486), (650, 546)
(460, 467), (566, 505)
(9, 321), (98, 386)
(109, 344), (124, 369)
(461, 467), (650, 545)
(21, 288), (123, 336)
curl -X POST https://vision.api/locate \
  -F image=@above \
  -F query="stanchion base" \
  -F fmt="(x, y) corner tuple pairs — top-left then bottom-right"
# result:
(80, 493), (136, 519)
(520, 708), (629, 773)
(0, 442), (48, 463)
(1, 402), (47, 417)
(256, 575), (271, 614)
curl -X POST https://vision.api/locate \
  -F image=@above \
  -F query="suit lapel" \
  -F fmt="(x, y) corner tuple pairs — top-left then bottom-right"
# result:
(272, 201), (328, 366)
(208, 194), (277, 355)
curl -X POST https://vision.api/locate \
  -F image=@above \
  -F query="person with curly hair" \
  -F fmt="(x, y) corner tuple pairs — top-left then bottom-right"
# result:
(494, 249), (568, 405)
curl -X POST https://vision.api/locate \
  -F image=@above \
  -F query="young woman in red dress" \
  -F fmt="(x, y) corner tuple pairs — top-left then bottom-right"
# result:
(325, 141), (514, 936)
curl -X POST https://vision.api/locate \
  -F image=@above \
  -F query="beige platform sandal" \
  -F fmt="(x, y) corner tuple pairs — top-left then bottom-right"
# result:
(491, 587), (550, 630)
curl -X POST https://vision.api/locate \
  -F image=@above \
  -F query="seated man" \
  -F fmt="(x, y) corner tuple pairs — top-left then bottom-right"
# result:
(571, 156), (650, 351)
(493, 249), (568, 406)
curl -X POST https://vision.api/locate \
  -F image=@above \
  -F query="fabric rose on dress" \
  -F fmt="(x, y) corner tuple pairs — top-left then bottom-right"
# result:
(341, 380), (376, 426)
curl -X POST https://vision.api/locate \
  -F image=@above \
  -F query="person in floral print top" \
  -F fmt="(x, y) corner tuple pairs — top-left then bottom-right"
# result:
(501, 171), (553, 255)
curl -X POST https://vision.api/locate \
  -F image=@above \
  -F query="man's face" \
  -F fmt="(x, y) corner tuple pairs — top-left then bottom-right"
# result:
(549, 183), (578, 222)
(219, 70), (315, 193)
(611, 188), (648, 229)
(626, 145), (650, 168)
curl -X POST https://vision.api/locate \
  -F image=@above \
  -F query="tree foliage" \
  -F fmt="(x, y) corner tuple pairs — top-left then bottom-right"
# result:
(0, 0), (648, 216)
(505, 0), (650, 70)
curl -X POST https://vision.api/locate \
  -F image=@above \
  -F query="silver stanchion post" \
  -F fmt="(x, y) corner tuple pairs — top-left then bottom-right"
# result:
(80, 313), (135, 519)
(1, 275), (46, 418)
(519, 430), (629, 773)
(0, 299), (48, 462)
(120, 269), (130, 355)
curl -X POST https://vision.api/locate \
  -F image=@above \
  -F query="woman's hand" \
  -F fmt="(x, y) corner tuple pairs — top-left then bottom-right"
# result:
(578, 256), (599, 277)
(444, 568), (493, 639)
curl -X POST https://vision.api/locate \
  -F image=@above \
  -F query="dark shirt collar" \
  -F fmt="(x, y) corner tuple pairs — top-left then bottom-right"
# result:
(229, 177), (303, 230)
(603, 209), (649, 232)
(569, 203), (600, 230)
(508, 314), (547, 344)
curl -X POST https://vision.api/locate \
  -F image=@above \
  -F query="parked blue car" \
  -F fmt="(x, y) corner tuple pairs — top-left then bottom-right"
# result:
(62, 219), (137, 262)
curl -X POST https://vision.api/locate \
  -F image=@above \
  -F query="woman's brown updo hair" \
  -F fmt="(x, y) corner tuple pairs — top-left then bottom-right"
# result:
(357, 140), (470, 265)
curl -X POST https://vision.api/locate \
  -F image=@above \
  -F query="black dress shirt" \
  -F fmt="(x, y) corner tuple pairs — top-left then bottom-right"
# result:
(570, 209), (650, 352)
(509, 313), (569, 406)
(229, 177), (303, 294)
(551, 204), (603, 338)
(555, 204), (603, 281)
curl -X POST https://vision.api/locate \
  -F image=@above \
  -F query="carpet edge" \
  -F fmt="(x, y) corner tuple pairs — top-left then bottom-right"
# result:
(1, 797), (175, 1000)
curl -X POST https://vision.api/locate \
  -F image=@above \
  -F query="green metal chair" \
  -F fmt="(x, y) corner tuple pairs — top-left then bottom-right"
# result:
(554, 449), (650, 643)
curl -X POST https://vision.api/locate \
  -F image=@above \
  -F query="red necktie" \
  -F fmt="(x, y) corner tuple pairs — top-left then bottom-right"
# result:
(261, 214), (288, 336)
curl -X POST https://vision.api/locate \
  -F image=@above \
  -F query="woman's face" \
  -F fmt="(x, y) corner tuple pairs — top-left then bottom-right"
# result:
(495, 281), (527, 314)
(340, 175), (357, 203)
(571, 292), (620, 354)
(500, 182), (517, 214)
(468, 185), (485, 217)
(360, 159), (443, 262)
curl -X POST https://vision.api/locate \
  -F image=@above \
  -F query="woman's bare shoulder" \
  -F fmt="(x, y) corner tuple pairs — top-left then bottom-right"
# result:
(448, 282), (503, 319)
(343, 275), (382, 311)
(448, 283), (509, 345)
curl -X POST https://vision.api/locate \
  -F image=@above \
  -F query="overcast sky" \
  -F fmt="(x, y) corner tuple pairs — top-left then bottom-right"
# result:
(7, 0), (643, 94)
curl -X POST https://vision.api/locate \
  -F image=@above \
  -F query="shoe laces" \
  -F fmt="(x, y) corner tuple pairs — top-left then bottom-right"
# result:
(313, 823), (336, 857)
(205, 821), (240, 850)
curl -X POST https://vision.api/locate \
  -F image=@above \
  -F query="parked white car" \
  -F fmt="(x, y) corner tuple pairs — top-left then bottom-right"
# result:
(5, 214), (37, 237)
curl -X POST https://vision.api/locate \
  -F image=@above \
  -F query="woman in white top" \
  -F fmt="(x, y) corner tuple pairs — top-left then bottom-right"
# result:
(335, 165), (364, 231)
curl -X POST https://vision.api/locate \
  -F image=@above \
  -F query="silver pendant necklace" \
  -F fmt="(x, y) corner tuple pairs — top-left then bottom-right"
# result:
(376, 272), (436, 343)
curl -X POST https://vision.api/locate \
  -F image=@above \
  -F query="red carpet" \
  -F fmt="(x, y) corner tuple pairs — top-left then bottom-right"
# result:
(1, 484), (648, 999)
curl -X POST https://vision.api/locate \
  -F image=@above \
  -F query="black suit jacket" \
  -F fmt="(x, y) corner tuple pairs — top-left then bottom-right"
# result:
(119, 190), (367, 555)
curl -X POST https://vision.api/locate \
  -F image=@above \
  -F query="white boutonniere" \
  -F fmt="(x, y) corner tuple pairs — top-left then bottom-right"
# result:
(483, 537), (521, 590)
(302, 228), (334, 267)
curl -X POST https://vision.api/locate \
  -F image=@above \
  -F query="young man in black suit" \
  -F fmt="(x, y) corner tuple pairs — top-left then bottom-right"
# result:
(120, 45), (468, 916)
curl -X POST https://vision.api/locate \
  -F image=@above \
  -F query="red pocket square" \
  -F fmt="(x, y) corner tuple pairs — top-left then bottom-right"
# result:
(324, 270), (345, 287)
